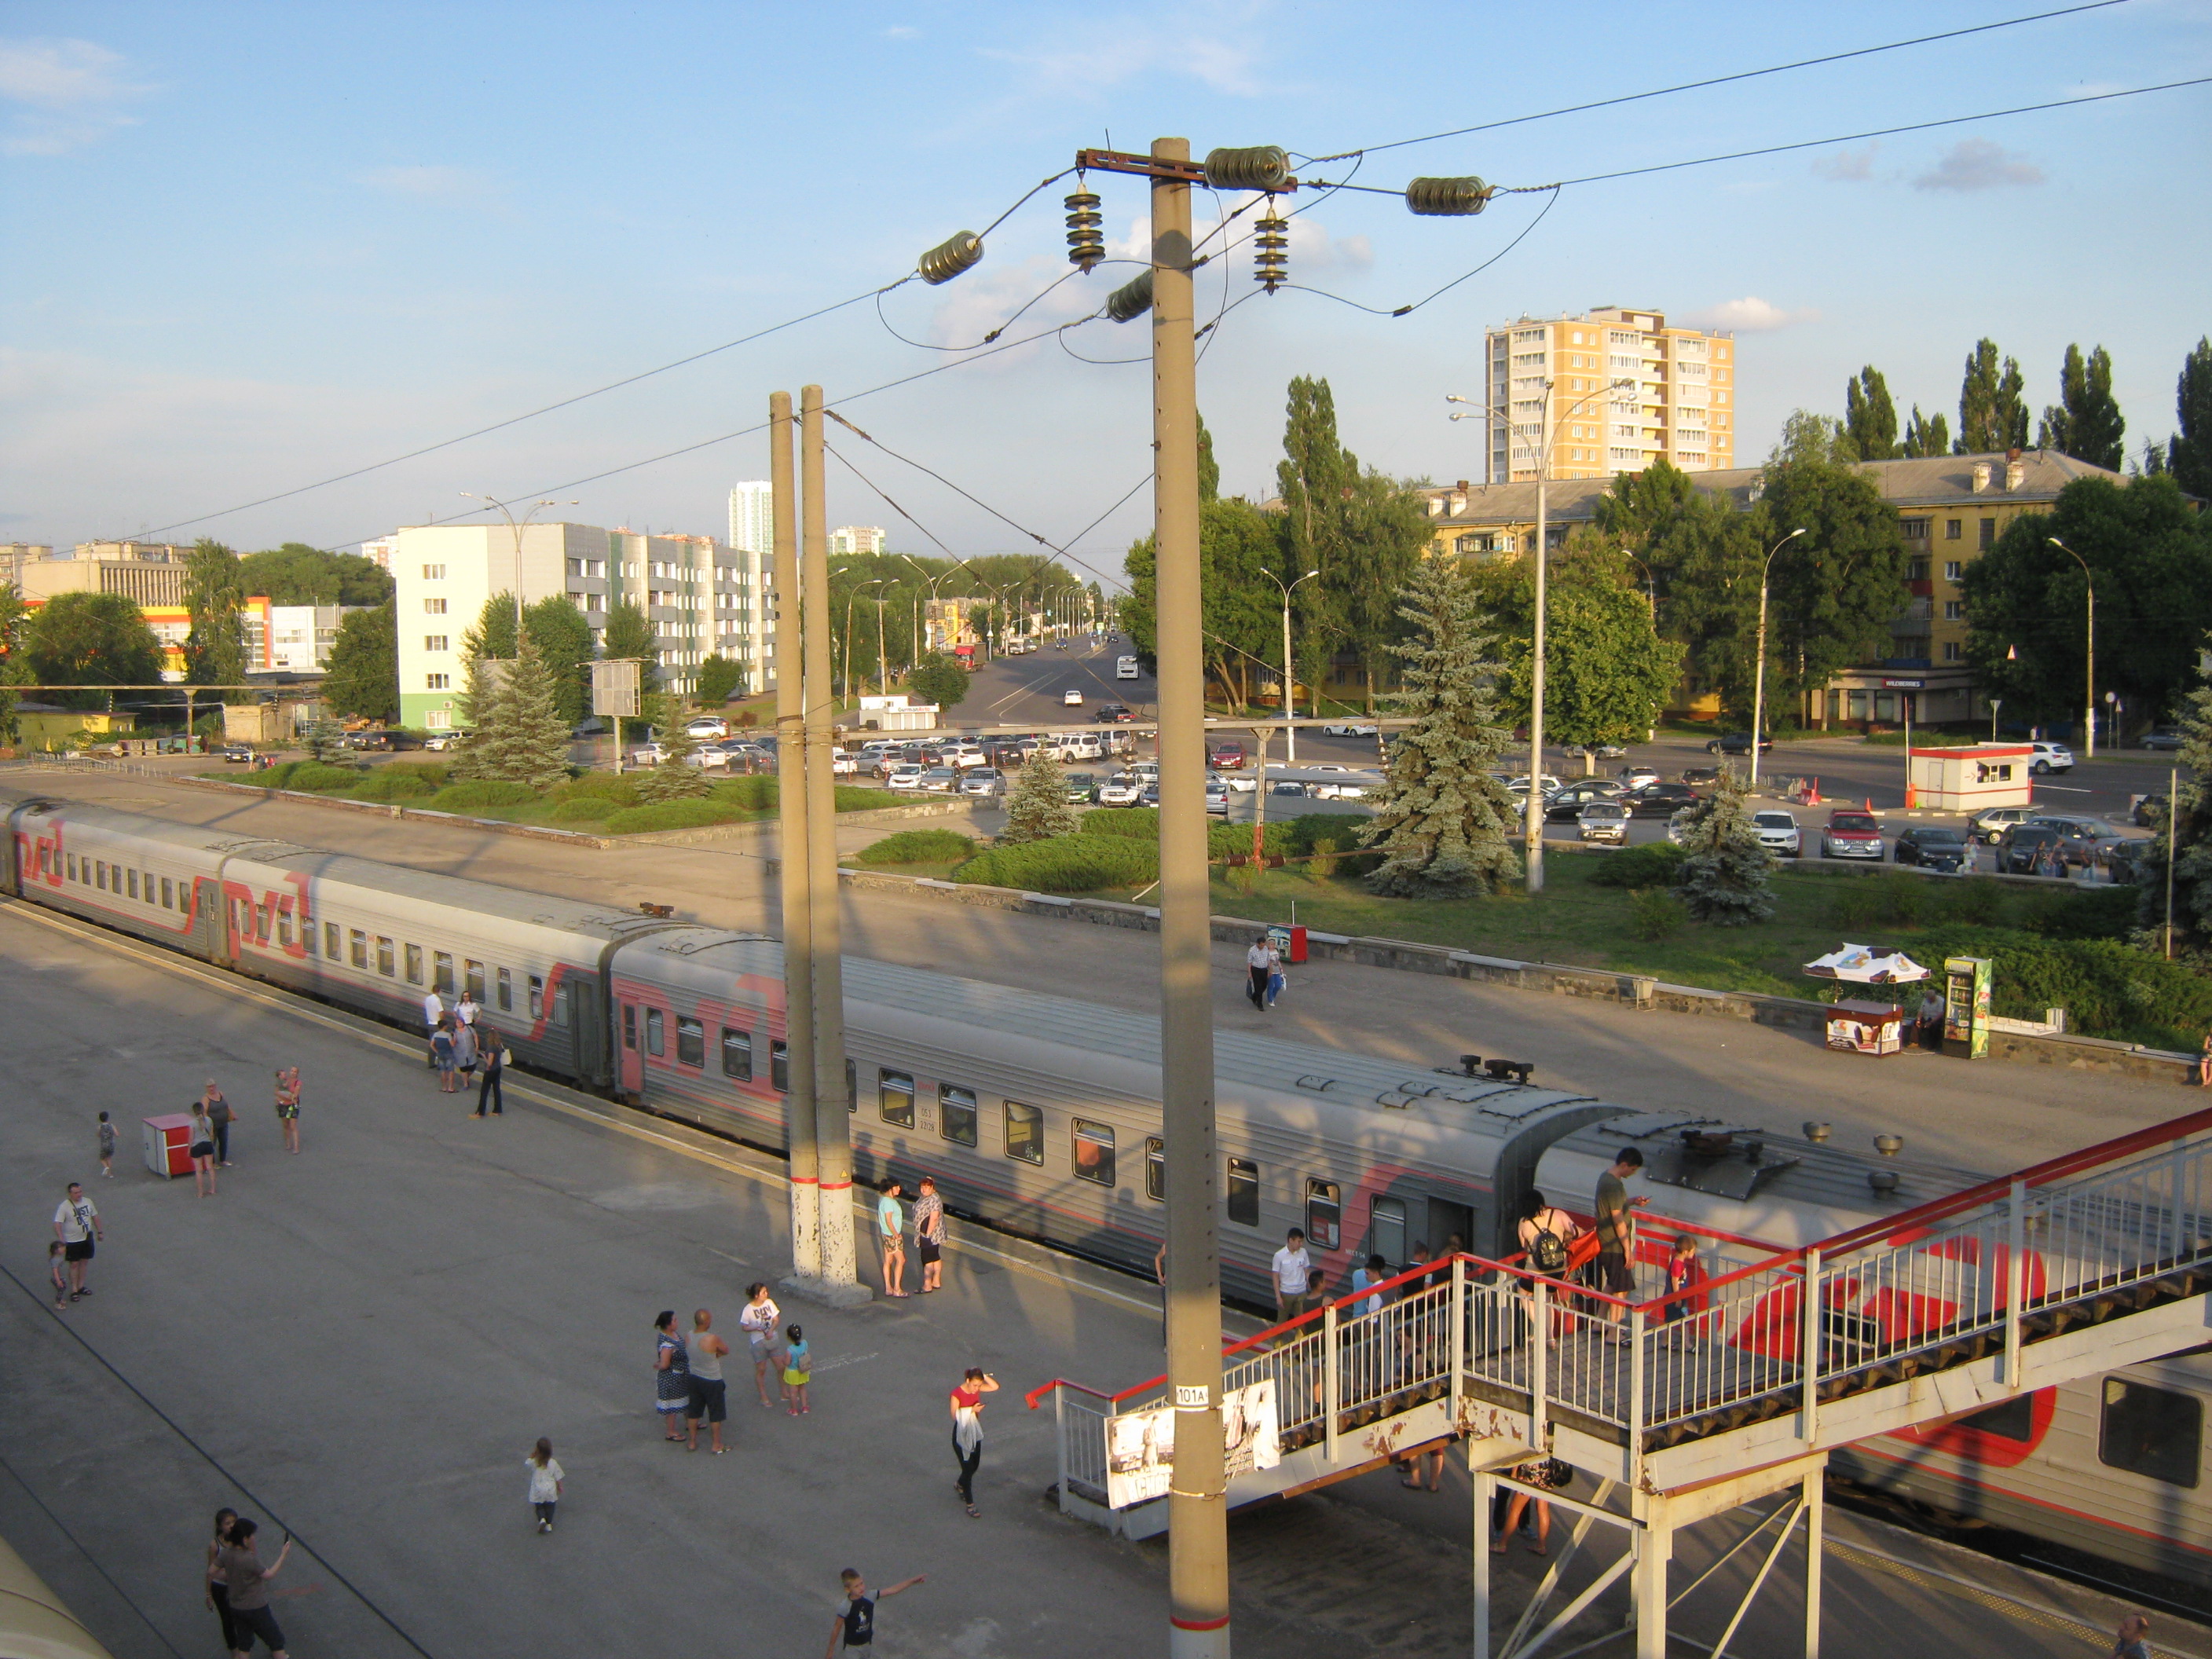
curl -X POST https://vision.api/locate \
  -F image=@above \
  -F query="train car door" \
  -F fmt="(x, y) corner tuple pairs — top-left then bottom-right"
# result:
(617, 995), (643, 1096)
(1426, 1199), (1474, 1258)
(567, 973), (603, 1085)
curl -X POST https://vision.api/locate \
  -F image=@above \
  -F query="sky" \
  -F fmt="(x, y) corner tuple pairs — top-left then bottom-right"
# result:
(3, 1), (2209, 594)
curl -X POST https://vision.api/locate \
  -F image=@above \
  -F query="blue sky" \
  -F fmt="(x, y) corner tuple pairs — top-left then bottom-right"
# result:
(4, 1), (2208, 588)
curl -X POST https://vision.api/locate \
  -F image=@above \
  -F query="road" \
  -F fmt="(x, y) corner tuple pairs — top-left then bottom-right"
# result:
(5, 904), (2197, 1659)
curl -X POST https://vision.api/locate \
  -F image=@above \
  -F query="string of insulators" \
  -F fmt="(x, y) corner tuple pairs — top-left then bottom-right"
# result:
(1105, 268), (1152, 324)
(1203, 146), (1292, 192)
(1254, 209), (1288, 293)
(1404, 176), (1492, 216)
(917, 230), (983, 285)
(1064, 190), (1104, 273)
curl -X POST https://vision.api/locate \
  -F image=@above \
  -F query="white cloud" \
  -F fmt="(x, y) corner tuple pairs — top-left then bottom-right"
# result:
(915, 253), (1119, 370)
(1813, 142), (1878, 182)
(354, 164), (496, 199)
(1914, 139), (2045, 192)
(0, 36), (150, 155)
(1678, 297), (1820, 334)
(884, 24), (920, 38)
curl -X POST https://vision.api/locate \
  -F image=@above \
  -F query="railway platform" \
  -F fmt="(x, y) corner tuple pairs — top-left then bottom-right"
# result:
(2, 897), (2206, 1659)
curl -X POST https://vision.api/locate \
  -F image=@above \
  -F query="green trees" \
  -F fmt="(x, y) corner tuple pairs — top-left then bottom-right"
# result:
(1963, 474), (2212, 730)
(1901, 406), (1951, 458)
(321, 601), (399, 722)
(238, 544), (394, 606)
(2134, 657), (2212, 954)
(1356, 557), (1522, 899)
(2165, 337), (2212, 499)
(463, 635), (572, 791)
(696, 654), (745, 708)
(635, 690), (709, 802)
(599, 598), (657, 690)
(183, 538), (248, 700)
(1474, 544), (1681, 751)
(2037, 343), (2126, 470)
(523, 595), (591, 725)
(1843, 367), (1899, 460)
(0, 583), (28, 744)
(24, 591), (162, 704)
(1122, 496), (1284, 707)
(1001, 746), (1078, 844)
(1671, 767), (1776, 925)
(908, 653), (969, 712)
(1957, 339), (2029, 454)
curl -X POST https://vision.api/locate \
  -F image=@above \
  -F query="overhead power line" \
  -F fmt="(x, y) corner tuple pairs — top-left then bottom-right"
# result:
(1298, 0), (2137, 162)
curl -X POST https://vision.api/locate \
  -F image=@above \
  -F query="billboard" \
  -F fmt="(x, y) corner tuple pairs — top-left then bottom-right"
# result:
(1104, 1379), (1279, 1508)
(591, 658), (641, 718)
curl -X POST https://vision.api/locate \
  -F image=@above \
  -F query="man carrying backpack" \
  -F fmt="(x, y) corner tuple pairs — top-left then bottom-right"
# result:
(1516, 1190), (1580, 1350)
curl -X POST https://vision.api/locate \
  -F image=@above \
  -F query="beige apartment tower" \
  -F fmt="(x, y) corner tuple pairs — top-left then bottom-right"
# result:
(1484, 306), (1735, 483)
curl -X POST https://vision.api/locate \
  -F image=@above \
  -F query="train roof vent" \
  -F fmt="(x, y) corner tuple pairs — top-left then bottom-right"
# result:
(1478, 1088), (1591, 1122)
(1295, 1074), (1342, 1092)
(657, 932), (772, 954)
(1376, 1091), (1415, 1109)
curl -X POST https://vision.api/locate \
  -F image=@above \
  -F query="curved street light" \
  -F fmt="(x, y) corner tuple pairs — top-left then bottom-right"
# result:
(1749, 528), (1809, 790)
(461, 493), (577, 640)
(2047, 537), (2096, 756)
(1260, 567), (1322, 762)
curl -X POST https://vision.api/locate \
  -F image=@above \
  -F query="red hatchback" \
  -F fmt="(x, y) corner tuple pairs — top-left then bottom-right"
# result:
(1820, 810), (1885, 860)
(1207, 741), (1247, 768)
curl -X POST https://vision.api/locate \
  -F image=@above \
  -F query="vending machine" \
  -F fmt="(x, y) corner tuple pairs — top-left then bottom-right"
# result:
(1942, 956), (1992, 1060)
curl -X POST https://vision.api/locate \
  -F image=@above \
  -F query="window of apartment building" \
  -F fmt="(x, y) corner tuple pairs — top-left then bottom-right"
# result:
(1946, 519), (1963, 540)
(424, 635), (449, 651)
(1908, 558), (1931, 581)
(1943, 642), (1963, 662)
(1901, 518), (1929, 540)
(1979, 518), (1997, 548)
(425, 673), (449, 690)
(421, 564), (445, 579)
(1944, 561), (1963, 581)
(1944, 601), (1965, 621)
(423, 597), (447, 613)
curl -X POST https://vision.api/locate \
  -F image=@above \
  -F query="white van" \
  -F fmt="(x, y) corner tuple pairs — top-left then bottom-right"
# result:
(1115, 656), (1141, 679)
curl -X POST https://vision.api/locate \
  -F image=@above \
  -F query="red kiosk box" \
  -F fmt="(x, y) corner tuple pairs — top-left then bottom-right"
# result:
(142, 1115), (196, 1177)
(1266, 923), (1308, 965)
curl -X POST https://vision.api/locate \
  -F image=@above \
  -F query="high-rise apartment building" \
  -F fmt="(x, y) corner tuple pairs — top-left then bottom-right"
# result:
(390, 522), (772, 731)
(1484, 307), (1735, 484)
(828, 526), (886, 557)
(727, 482), (772, 556)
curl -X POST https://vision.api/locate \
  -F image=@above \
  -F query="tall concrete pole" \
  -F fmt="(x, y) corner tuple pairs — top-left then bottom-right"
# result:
(801, 386), (862, 1295)
(770, 391), (820, 1284)
(1150, 135), (1229, 1659)
(1524, 408), (1550, 893)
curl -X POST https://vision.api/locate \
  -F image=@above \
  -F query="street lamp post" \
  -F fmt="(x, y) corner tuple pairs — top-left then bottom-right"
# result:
(1750, 528), (1810, 792)
(460, 493), (578, 639)
(2048, 537), (2096, 757)
(1262, 568), (1321, 764)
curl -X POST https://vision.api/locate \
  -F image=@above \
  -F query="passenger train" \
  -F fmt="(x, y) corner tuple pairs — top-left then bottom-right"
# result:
(3, 792), (2206, 1596)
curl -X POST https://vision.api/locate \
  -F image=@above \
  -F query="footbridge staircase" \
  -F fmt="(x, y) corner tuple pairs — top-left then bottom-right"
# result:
(1031, 1108), (2212, 1657)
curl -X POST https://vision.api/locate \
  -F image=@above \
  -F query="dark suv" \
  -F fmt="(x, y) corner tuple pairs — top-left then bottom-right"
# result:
(1705, 732), (1773, 756)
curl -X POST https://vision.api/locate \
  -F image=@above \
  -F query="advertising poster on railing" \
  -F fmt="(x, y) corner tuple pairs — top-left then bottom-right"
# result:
(1105, 1380), (1280, 1508)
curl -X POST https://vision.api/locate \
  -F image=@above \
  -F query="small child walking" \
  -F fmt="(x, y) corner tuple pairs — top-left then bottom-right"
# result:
(97, 1112), (115, 1178)
(47, 1241), (68, 1308)
(782, 1324), (811, 1415)
(526, 1437), (563, 1533)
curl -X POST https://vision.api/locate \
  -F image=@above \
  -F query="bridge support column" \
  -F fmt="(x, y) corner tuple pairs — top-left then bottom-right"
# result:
(1470, 1457), (1493, 1659)
(1803, 1466), (1823, 1659)
(1632, 1515), (1671, 1659)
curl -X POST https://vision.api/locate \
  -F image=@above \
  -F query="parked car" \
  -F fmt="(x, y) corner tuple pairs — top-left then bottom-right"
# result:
(1205, 779), (1230, 815)
(571, 716), (609, 738)
(2002, 826), (2071, 875)
(2027, 741), (2074, 775)
(1563, 742), (1628, 760)
(917, 767), (961, 793)
(1313, 777), (1370, 800)
(2023, 813), (2125, 855)
(1665, 806), (1700, 847)
(424, 731), (471, 752)
(1138, 782), (1162, 808)
(222, 743), (256, 763)
(1750, 810), (1802, 857)
(346, 729), (395, 752)
(1320, 722), (1379, 738)
(628, 742), (667, 766)
(1505, 774), (1564, 797)
(1680, 765), (1722, 788)
(1892, 825), (1970, 871)
(1544, 780), (1626, 822)
(959, 768), (1004, 798)
(1820, 810), (1885, 859)
(1705, 732), (1774, 756)
(1094, 704), (1136, 723)
(1214, 770), (1258, 793)
(685, 716), (729, 739)
(941, 744), (988, 770)
(1969, 805), (2035, 844)
(1624, 783), (1702, 818)
(1207, 740), (1247, 768)
(1061, 689), (1085, 706)
(1616, 764), (1662, 790)
(1270, 779), (1310, 797)
(884, 764), (928, 791)
(2141, 730), (2186, 753)
(1096, 775), (1144, 807)
(2133, 793), (2171, 829)
(1577, 800), (1631, 844)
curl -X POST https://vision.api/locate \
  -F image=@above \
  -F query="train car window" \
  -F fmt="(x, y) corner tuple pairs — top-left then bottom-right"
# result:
(162, 877), (174, 909)
(465, 960), (485, 1004)
(496, 967), (512, 1012)
(1369, 1197), (1407, 1265)
(434, 951), (454, 994)
(404, 943), (423, 985)
(622, 1005), (637, 1050)
(276, 907), (293, 948)
(771, 1041), (789, 1093)
(548, 980), (568, 1027)
(325, 921), (341, 959)
(376, 936), (395, 976)
(351, 929), (368, 969)
(1306, 1180), (1342, 1251)
(298, 912), (313, 953)
(880, 1071), (916, 1128)
(644, 1008), (665, 1057)
(1144, 1138), (1165, 1200)
(66, 854), (77, 882)
(939, 1086), (977, 1147)
(127, 870), (139, 899)
(847, 1058), (856, 1112)
(95, 860), (106, 889)
(529, 976), (545, 1019)
(720, 1027), (753, 1080)
(2100, 1378), (2202, 1487)
(1950, 1393), (2034, 1443)
(676, 1016), (704, 1067)
(1004, 1101), (1042, 1164)
(1072, 1121), (1115, 1187)
(1226, 1159), (1260, 1227)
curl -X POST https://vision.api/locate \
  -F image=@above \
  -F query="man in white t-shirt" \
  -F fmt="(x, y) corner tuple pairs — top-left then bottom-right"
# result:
(53, 1183), (103, 1301)
(1245, 936), (1273, 1011)
(422, 989), (445, 1068)
(1270, 1227), (1313, 1328)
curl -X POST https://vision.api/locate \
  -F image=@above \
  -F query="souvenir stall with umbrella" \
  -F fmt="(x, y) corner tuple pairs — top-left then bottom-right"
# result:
(1803, 944), (1933, 1056)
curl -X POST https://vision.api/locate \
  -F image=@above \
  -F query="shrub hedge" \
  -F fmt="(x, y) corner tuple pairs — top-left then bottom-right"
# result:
(601, 800), (749, 835)
(1914, 925), (2212, 1049)
(854, 828), (975, 866)
(348, 771), (434, 802)
(548, 796), (616, 822)
(379, 761), (451, 789)
(953, 833), (1159, 892)
(280, 761), (364, 793)
(562, 772), (641, 807)
(426, 780), (539, 813)
(1589, 841), (1686, 888)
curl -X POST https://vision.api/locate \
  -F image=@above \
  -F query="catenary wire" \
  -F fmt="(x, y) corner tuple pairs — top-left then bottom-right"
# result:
(873, 265), (1095, 352)
(1295, 0), (2137, 162)
(0, 1259), (441, 1659)
(1279, 185), (1564, 318)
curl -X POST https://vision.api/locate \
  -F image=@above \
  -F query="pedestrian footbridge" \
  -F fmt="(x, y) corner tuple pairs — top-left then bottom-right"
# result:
(1031, 1107), (2212, 1657)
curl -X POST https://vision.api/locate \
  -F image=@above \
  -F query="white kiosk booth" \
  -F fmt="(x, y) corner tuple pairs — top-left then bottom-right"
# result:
(1904, 742), (2034, 811)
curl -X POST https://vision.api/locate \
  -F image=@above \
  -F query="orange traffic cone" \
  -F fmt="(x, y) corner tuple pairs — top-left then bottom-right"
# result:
(1865, 797), (1875, 814)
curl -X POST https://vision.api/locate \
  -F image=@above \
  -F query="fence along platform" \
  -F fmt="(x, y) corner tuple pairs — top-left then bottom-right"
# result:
(1033, 1107), (2212, 1654)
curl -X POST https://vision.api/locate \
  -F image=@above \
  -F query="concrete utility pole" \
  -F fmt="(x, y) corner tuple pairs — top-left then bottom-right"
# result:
(770, 391), (820, 1285)
(2049, 537), (2096, 757)
(801, 386), (863, 1298)
(1148, 135), (1230, 1659)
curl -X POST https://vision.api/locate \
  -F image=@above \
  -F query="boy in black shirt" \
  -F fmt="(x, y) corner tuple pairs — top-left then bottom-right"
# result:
(825, 1568), (924, 1654)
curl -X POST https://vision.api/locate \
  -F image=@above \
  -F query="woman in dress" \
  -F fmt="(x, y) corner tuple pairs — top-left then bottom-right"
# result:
(273, 1066), (302, 1154)
(188, 1101), (218, 1197)
(653, 1309), (689, 1442)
